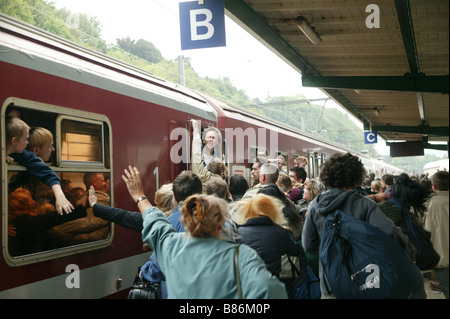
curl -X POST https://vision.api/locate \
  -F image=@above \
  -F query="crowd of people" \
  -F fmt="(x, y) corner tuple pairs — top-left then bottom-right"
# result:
(5, 116), (449, 299)
(90, 121), (449, 299)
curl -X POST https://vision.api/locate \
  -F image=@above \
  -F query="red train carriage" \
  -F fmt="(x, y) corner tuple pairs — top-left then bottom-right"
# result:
(0, 14), (216, 298)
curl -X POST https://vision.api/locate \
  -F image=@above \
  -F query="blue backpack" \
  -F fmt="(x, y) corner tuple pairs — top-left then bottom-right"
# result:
(283, 247), (321, 299)
(319, 210), (425, 299)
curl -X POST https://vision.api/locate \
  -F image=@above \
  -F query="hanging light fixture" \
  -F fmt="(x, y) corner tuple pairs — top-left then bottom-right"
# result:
(296, 16), (322, 45)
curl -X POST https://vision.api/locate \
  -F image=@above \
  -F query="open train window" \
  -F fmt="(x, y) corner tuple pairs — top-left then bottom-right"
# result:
(2, 98), (113, 266)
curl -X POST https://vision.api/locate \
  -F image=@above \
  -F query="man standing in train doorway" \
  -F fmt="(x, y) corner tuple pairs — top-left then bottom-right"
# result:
(201, 126), (222, 167)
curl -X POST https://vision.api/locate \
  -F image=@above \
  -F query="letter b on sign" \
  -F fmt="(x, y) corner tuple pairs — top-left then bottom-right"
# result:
(180, 0), (226, 50)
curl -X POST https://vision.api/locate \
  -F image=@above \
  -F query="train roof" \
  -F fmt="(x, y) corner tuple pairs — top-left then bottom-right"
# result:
(0, 13), (216, 122)
(203, 93), (404, 173)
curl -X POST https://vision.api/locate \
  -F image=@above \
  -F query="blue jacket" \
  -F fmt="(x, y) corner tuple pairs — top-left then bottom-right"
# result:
(92, 203), (184, 298)
(9, 149), (60, 188)
(142, 206), (287, 299)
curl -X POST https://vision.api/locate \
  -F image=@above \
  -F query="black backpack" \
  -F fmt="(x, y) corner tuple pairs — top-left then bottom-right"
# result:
(387, 199), (440, 270)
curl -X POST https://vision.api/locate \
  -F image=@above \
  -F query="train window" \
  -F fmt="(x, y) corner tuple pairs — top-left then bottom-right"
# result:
(2, 98), (113, 266)
(58, 117), (106, 168)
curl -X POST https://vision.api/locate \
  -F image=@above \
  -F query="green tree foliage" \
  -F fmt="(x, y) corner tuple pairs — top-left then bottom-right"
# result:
(117, 37), (163, 64)
(0, 0), (107, 52)
(0, 0), (35, 24)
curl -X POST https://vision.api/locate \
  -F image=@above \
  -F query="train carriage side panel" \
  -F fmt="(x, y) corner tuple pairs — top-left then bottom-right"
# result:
(0, 15), (216, 298)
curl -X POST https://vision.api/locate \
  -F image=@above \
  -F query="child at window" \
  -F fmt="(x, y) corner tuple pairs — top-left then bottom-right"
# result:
(5, 117), (73, 215)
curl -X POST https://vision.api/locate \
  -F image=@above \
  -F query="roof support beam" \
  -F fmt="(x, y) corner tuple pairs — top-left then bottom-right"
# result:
(302, 75), (449, 94)
(367, 125), (449, 137)
(395, 0), (420, 74)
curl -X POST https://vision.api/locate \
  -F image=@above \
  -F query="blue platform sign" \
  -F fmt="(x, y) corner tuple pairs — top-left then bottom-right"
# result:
(179, 0), (226, 50)
(364, 131), (378, 144)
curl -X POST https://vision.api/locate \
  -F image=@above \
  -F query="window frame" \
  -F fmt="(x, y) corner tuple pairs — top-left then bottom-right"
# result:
(56, 115), (106, 169)
(2, 97), (114, 267)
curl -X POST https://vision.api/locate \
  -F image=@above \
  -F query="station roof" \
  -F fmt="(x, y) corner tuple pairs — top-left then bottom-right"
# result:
(224, 0), (449, 149)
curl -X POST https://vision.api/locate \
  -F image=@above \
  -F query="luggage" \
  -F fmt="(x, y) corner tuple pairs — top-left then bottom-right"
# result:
(282, 246), (320, 299)
(127, 268), (162, 299)
(319, 210), (425, 299)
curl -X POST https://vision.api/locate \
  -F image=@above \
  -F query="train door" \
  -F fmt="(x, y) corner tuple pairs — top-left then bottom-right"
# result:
(2, 98), (113, 267)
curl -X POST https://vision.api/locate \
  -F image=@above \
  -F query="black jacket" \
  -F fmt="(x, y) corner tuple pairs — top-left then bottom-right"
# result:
(237, 216), (301, 276)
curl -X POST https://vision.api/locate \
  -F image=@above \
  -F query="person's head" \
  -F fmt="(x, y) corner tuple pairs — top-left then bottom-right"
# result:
(27, 127), (55, 162)
(371, 180), (382, 193)
(382, 174), (394, 188)
(68, 187), (85, 206)
(303, 178), (326, 202)
(61, 179), (73, 194)
(155, 183), (177, 215)
(83, 173), (107, 191)
(277, 155), (286, 170)
(237, 193), (284, 225)
(172, 171), (202, 203)
(392, 173), (432, 217)
(6, 117), (30, 154)
(258, 184), (304, 232)
(207, 157), (227, 180)
(228, 174), (249, 200)
(202, 127), (221, 154)
(294, 155), (308, 168)
(289, 166), (307, 184)
(362, 178), (371, 188)
(8, 188), (35, 220)
(277, 173), (292, 193)
(431, 171), (449, 191)
(259, 163), (279, 185)
(319, 152), (365, 190)
(251, 158), (262, 182)
(206, 177), (230, 200)
(35, 202), (56, 216)
(181, 194), (227, 238)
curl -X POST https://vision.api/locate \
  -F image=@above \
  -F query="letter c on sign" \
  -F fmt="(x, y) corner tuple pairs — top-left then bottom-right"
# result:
(367, 133), (376, 143)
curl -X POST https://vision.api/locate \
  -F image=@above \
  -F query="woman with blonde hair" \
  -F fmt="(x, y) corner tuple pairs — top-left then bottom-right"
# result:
(105, 166), (287, 299)
(371, 180), (383, 194)
(154, 183), (176, 217)
(235, 194), (302, 277)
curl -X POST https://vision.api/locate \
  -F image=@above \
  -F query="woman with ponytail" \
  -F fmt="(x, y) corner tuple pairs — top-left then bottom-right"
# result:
(97, 165), (287, 299)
